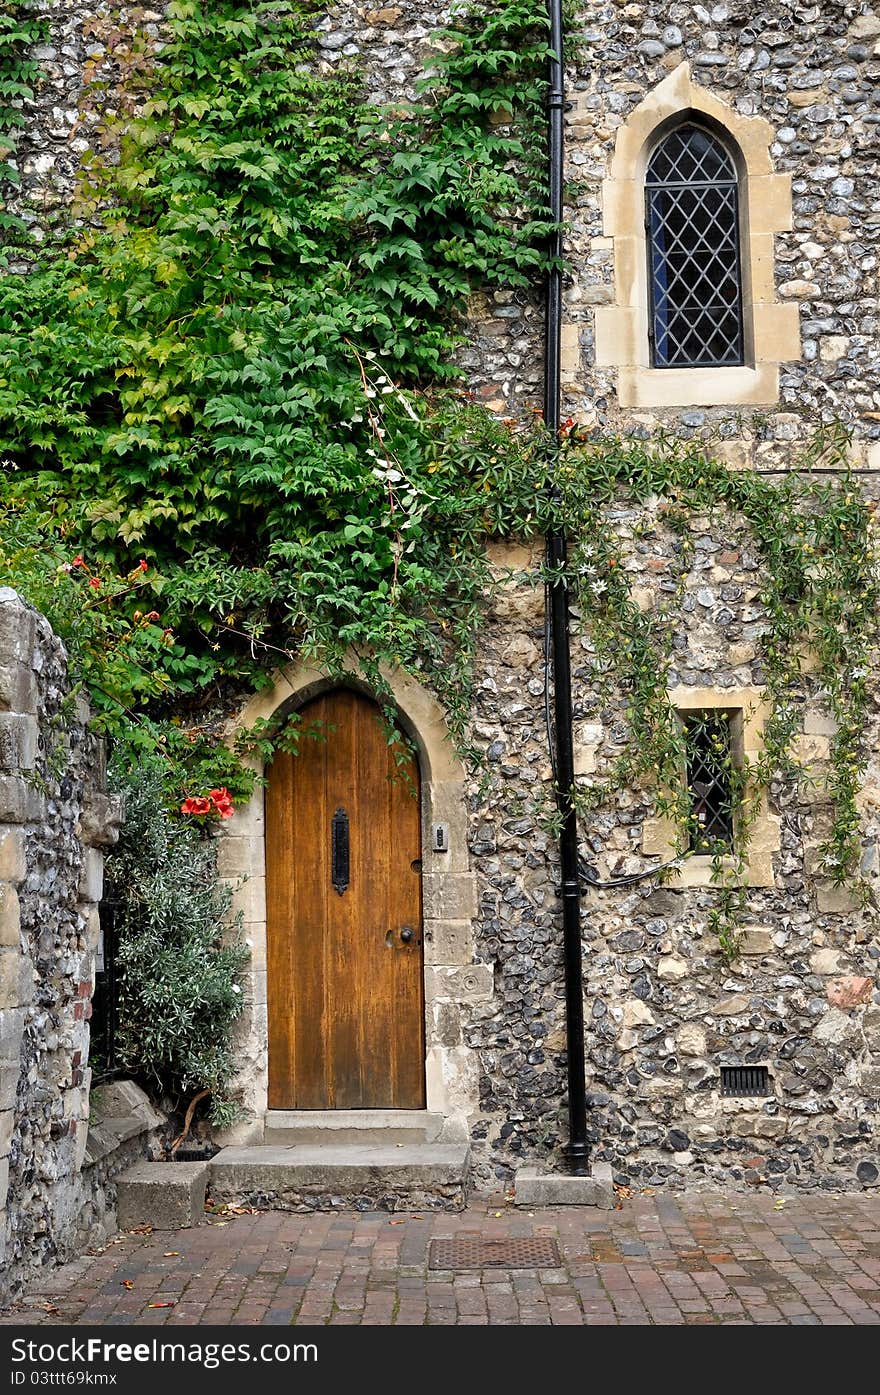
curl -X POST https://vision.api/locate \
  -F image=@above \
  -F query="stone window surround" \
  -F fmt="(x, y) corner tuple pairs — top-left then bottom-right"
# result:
(216, 656), (485, 1144)
(642, 685), (781, 888)
(592, 63), (800, 409)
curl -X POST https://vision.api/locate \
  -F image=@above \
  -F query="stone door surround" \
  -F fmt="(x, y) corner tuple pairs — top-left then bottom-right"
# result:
(217, 658), (485, 1142)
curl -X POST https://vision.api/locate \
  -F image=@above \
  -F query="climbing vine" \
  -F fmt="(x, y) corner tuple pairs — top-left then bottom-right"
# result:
(555, 424), (878, 955)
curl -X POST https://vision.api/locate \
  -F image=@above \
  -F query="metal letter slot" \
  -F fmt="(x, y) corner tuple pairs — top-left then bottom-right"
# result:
(331, 806), (350, 895)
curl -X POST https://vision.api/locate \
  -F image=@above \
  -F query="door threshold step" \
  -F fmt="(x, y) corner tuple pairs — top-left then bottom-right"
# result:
(263, 1109), (445, 1146)
(208, 1141), (470, 1213)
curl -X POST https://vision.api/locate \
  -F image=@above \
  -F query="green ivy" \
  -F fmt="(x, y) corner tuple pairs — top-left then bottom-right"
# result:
(0, 0), (552, 789)
(0, 0), (47, 249)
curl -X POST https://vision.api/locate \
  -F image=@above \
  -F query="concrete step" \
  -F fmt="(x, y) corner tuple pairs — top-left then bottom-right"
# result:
(209, 1141), (470, 1213)
(263, 1109), (445, 1146)
(116, 1160), (209, 1230)
(513, 1161), (615, 1209)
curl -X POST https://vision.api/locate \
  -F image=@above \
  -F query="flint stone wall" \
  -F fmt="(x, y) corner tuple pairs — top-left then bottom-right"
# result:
(7, 3), (880, 1195)
(455, 525), (880, 1194)
(0, 590), (158, 1302)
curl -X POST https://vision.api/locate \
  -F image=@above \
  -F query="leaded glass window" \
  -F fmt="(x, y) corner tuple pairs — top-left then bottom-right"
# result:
(683, 710), (735, 852)
(646, 125), (744, 369)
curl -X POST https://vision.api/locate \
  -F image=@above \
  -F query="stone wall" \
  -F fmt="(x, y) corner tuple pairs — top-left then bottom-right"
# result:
(7, 1), (880, 1198)
(458, 523), (880, 1194)
(0, 590), (157, 1301)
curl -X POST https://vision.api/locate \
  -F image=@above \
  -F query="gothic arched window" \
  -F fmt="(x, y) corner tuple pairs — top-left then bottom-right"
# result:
(646, 124), (744, 369)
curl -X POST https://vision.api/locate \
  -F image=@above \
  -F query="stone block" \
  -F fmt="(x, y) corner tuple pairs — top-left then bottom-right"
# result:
(816, 883), (860, 914)
(89, 1078), (165, 1129)
(804, 710), (838, 738)
(248, 968), (267, 1008)
(227, 875), (265, 926)
(813, 1008), (862, 1048)
(426, 963), (493, 1004)
(116, 1161), (208, 1230)
(424, 919), (473, 967)
(0, 1109), (12, 1157)
(0, 777), (42, 824)
(81, 903), (101, 954)
(0, 1007), (26, 1060)
(732, 1114), (787, 1140)
(425, 1044), (479, 1119)
(0, 885), (20, 948)
(622, 999), (655, 1028)
(78, 848), (104, 904)
(224, 789), (264, 839)
(422, 872), (477, 921)
(0, 1061), (18, 1111)
(0, 949), (33, 1009)
(0, 831), (25, 885)
(0, 1157), (8, 1209)
(216, 835), (264, 879)
(0, 665), (37, 716)
(208, 1143), (469, 1210)
(740, 928), (773, 956)
(425, 782), (469, 872)
(74, 1117), (89, 1171)
(78, 792), (125, 848)
(514, 1161), (614, 1210)
(0, 599), (35, 669)
(0, 714), (37, 772)
(431, 999), (462, 1048)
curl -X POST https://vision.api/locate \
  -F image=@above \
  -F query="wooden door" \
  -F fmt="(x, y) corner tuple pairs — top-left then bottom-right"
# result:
(266, 688), (425, 1109)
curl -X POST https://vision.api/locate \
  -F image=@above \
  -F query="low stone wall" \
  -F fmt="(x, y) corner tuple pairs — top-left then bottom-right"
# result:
(0, 590), (158, 1301)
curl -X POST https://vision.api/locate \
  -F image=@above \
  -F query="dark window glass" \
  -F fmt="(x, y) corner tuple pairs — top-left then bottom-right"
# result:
(683, 710), (735, 852)
(646, 125), (744, 368)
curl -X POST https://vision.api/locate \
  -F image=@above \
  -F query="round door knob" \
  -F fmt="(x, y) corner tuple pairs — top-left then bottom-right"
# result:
(400, 927), (414, 944)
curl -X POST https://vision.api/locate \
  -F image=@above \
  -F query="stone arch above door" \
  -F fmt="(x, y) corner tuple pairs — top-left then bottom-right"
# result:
(216, 657), (483, 1144)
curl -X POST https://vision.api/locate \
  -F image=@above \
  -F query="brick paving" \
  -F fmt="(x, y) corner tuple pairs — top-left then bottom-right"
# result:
(2, 1191), (880, 1326)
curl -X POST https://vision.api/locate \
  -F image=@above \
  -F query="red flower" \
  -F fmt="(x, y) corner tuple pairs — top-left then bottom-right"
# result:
(88, 577), (101, 589)
(209, 787), (234, 819)
(72, 555), (86, 568)
(137, 559), (148, 572)
(180, 796), (212, 816)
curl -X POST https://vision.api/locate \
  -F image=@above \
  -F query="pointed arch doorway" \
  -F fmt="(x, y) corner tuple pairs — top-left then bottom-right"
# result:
(266, 687), (426, 1109)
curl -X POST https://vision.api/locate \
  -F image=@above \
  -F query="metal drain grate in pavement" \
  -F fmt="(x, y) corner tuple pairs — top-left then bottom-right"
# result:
(428, 1236), (561, 1270)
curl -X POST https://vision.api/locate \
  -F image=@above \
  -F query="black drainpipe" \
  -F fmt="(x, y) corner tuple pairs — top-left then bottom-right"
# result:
(544, 0), (589, 1176)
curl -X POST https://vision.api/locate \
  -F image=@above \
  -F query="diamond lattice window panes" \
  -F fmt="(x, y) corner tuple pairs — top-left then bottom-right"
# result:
(682, 709), (736, 852)
(646, 125), (744, 369)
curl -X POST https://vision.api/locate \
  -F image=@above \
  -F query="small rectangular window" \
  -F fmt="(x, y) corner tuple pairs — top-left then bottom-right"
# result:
(682, 709), (735, 852)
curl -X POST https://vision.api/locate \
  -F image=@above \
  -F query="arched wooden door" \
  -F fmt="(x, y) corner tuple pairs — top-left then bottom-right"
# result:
(266, 689), (425, 1109)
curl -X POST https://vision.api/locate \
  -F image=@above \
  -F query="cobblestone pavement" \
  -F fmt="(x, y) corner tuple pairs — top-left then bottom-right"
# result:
(3, 1192), (880, 1326)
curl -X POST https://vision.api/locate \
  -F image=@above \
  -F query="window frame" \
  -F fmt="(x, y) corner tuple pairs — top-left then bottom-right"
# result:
(641, 685), (780, 888)
(644, 123), (745, 371)
(590, 62), (800, 410)
(680, 706), (740, 853)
